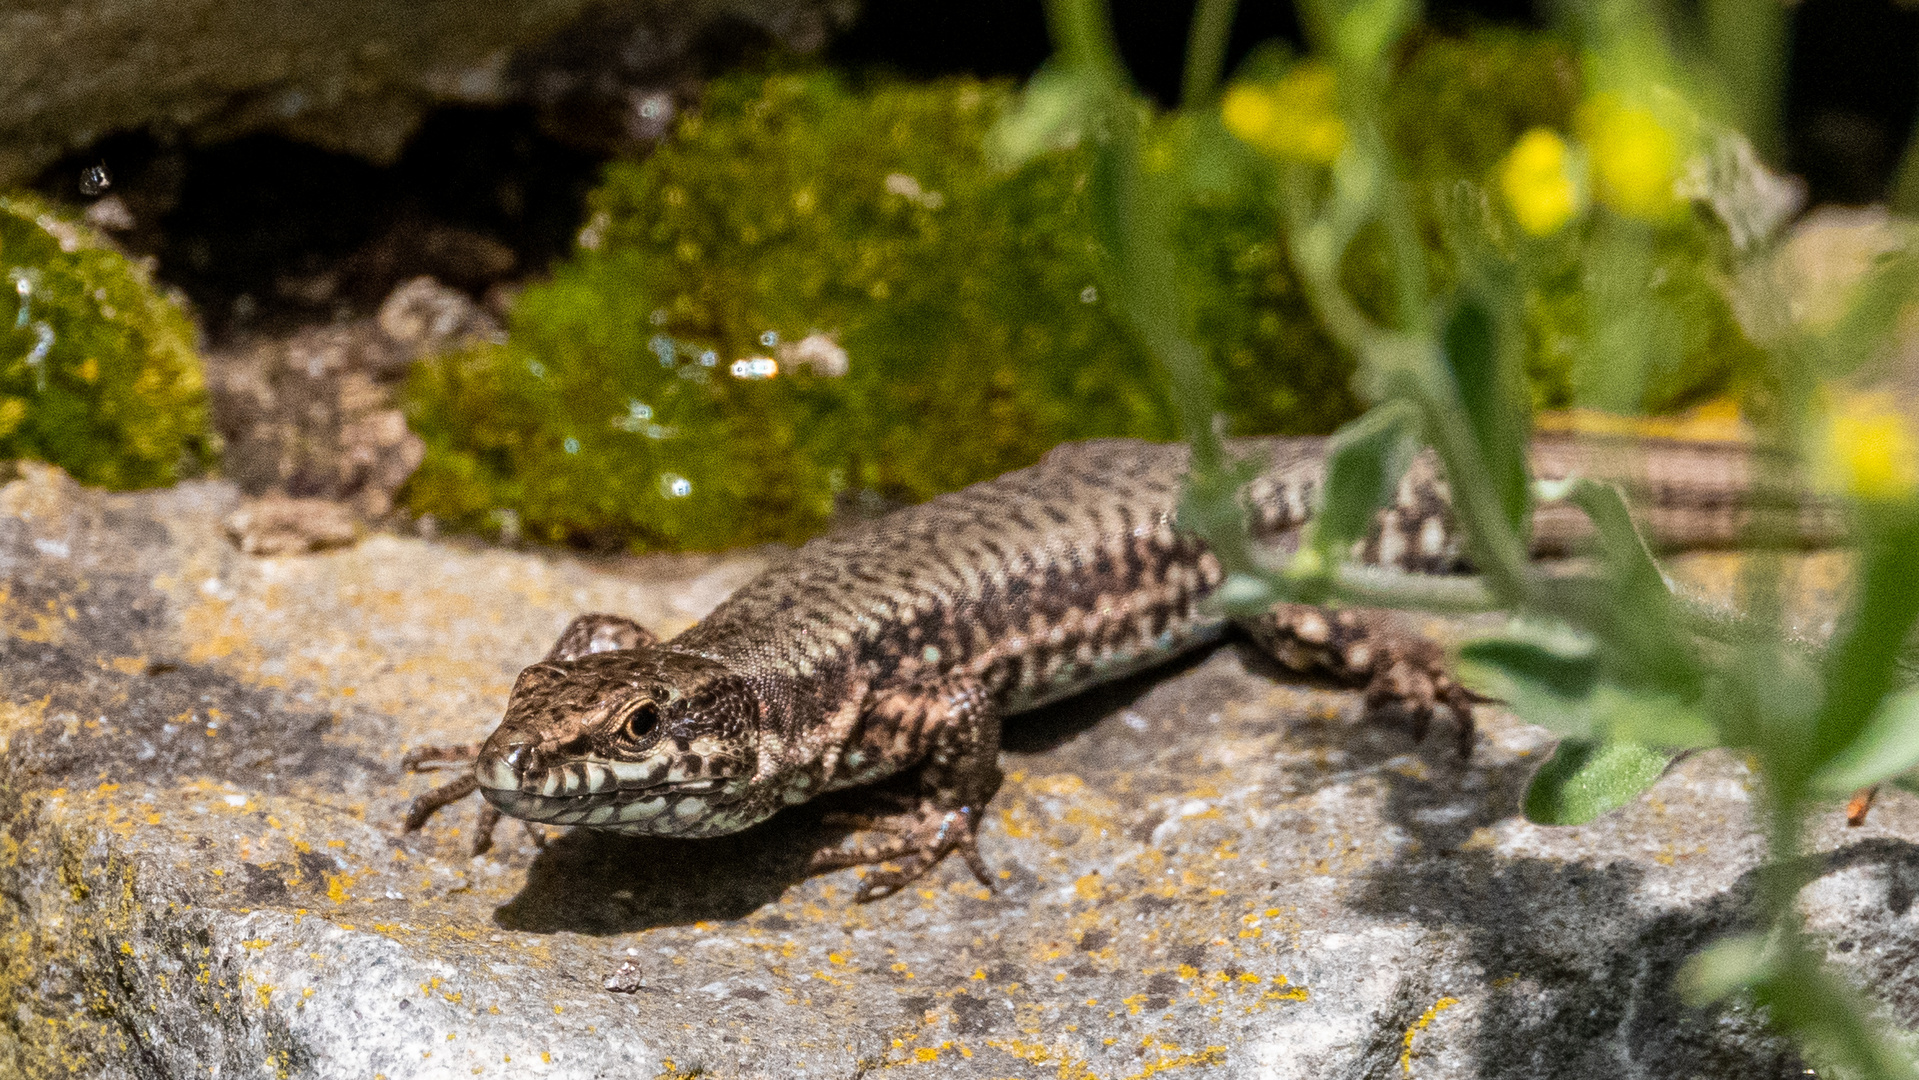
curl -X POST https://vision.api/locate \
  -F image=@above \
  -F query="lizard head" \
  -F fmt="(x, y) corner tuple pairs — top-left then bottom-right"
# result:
(473, 648), (764, 838)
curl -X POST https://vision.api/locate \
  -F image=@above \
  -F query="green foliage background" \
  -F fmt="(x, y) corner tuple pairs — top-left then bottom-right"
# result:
(0, 195), (209, 488)
(404, 32), (1760, 551)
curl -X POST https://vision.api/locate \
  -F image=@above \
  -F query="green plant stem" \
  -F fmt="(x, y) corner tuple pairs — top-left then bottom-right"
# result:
(1701, 0), (1787, 161)
(1046, 0), (1125, 80)
(1893, 115), (1919, 215)
(1181, 0), (1240, 106)
(1046, 0), (1236, 539)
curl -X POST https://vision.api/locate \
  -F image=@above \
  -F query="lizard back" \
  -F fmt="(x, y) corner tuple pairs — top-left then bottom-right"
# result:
(677, 438), (1344, 718)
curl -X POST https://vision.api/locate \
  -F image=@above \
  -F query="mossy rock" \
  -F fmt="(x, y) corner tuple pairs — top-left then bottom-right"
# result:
(406, 34), (1760, 552)
(405, 70), (1365, 550)
(0, 195), (210, 488)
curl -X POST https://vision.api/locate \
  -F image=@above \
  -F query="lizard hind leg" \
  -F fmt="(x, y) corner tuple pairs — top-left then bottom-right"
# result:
(808, 679), (1003, 902)
(1238, 603), (1483, 758)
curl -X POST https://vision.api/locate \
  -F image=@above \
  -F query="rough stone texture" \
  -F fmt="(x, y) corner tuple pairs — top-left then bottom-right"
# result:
(224, 495), (362, 556)
(0, 463), (1912, 1078)
(0, 0), (856, 186)
(205, 276), (497, 520)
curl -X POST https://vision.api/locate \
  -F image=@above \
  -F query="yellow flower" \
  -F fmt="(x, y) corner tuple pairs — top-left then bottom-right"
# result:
(1580, 95), (1682, 221)
(1222, 62), (1347, 166)
(1826, 391), (1919, 502)
(1499, 127), (1583, 236)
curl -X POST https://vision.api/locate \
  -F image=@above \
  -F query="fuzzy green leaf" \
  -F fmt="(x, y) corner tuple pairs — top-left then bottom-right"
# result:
(1458, 631), (1599, 736)
(1307, 401), (1419, 563)
(1522, 737), (1674, 825)
(1801, 512), (1919, 789)
(988, 64), (1098, 169)
(1811, 687), (1919, 798)
(1442, 296), (1529, 532)
(1460, 626), (1714, 747)
(1677, 933), (1773, 1005)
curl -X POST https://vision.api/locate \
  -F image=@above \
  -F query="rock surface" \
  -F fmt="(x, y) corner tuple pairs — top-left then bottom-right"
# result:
(0, 463), (1913, 1078)
(0, 0), (853, 186)
(206, 277), (495, 521)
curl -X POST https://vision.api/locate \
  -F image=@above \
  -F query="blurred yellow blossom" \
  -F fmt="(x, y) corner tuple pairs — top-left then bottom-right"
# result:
(1580, 95), (1682, 220)
(1499, 128), (1583, 236)
(1826, 391), (1919, 502)
(1221, 62), (1346, 166)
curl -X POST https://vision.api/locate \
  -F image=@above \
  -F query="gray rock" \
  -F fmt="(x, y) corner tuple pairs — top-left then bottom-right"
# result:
(0, 0), (855, 187)
(0, 465), (1908, 1077)
(205, 276), (493, 520)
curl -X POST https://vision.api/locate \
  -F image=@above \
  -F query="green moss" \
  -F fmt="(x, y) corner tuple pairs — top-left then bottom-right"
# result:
(411, 74), (1137, 549)
(0, 195), (210, 488)
(406, 34), (1761, 551)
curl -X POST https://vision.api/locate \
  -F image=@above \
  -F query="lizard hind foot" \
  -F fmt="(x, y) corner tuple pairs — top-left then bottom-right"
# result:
(1360, 649), (1484, 761)
(810, 803), (993, 902)
(1241, 604), (1482, 759)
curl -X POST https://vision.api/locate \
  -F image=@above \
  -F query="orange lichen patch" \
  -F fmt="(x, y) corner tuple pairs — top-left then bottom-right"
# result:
(324, 872), (354, 904)
(181, 598), (257, 666)
(1026, 773), (1087, 797)
(0, 695), (49, 754)
(998, 804), (1038, 840)
(986, 1039), (1100, 1080)
(0, 586), (65, 643)
(1400, 995), (1461, 1073)
(1132, 1038), (1227, 1078)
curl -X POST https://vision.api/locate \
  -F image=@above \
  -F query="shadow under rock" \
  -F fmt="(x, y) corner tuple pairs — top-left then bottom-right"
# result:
(1352, 755), (1808, 1079)
(490, 782), (950, 934)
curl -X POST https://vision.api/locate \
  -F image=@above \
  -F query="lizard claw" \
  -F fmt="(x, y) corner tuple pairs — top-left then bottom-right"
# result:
(1357, 642), (1482, 760)
(402, 743), (483, 772)
(402, 773), (478, 832)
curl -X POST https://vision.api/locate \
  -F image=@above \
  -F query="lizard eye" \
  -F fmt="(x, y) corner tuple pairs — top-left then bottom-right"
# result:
(617, 699), (661, 743)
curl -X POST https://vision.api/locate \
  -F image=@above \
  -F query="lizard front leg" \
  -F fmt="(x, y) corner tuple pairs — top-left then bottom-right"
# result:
(810, 679), (1003, 902)
(1239, 603), (1482, 758)
(400, 613), (658, 850)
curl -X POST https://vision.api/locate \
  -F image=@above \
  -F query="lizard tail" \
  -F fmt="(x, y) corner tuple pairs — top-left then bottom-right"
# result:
(1526, 433), (1847, 556)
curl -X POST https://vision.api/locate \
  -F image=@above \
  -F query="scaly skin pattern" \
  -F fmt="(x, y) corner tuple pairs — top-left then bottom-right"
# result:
(404, 435), (1838, 899)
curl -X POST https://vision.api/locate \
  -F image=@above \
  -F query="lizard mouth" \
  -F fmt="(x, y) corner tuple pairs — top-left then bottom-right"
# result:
(475, 748), (744, 827)
(479, 780), (737, 828)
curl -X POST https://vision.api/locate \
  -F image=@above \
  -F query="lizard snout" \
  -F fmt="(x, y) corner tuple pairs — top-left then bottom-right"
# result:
(475, 740), (532, 792)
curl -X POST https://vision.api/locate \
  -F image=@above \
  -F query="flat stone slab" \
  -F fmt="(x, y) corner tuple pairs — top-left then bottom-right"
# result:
(1, 463), (1913, 1079)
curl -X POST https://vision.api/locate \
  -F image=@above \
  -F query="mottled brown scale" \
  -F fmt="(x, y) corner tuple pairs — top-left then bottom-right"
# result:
(402, 435), (1841, 899)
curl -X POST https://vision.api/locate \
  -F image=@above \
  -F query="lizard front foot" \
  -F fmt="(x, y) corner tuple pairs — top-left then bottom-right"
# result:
(810, 802), (993, 902)
(398, 743), (515, 855)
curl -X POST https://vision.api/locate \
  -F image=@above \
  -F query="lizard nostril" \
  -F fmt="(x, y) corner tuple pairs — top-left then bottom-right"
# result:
(478, 743), (534, 790)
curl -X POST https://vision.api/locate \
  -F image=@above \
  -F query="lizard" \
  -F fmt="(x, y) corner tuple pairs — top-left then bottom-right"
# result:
(400, 434), (1839, 900)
